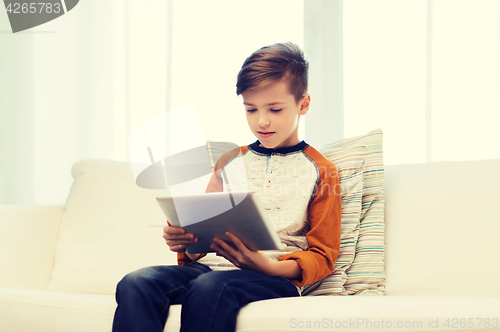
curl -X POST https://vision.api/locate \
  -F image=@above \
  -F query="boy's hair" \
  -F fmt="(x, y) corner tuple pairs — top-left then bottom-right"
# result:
(236, 42), (309, 104)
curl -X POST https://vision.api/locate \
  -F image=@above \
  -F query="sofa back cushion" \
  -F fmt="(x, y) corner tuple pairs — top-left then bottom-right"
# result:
(0, 206), (64, 290)
(47, 159), (177, 295)
(384, 159), (500, 296)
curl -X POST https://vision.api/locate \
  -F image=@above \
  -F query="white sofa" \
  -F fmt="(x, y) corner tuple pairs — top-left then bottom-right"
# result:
(1, 157), (499, 332)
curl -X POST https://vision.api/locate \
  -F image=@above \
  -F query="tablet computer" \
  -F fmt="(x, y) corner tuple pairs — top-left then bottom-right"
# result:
(156, 191), (283, 254)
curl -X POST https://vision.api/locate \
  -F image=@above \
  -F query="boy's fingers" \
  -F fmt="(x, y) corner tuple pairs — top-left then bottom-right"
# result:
(163, 225), (184, 234)
(163, 231), (191, 239)
(167, 239), (196, 246)
(211, 243), (229, 259)
(165, 237), (196, 247)
(169, 244), (187, 253)
(165, 226), (187, 235)
(213, 237), (237, 256)
(225, 231), (246, 251)
(166, 238), (198, 252)
(166, 232), (194, 239)
(168, 228), (186, 235)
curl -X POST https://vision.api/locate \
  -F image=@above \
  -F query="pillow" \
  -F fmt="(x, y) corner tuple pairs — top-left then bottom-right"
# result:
(317, 128), (385, 296)
(206, 140), (239, 168)
(302, 145), (365, 295)
(47, 159), (178, 295)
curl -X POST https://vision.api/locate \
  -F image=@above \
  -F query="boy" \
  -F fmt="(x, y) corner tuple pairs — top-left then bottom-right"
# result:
(112, 42), (341, 332)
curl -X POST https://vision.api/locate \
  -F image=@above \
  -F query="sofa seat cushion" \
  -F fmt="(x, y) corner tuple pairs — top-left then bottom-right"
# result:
(0, 288), (116, 332)
(3, 287), (498, 332)
(231, 296), (500, 332)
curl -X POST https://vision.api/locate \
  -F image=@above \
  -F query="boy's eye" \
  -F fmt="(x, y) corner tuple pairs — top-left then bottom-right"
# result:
(270, 109), (282, 112)
(246, 109), (257, 113)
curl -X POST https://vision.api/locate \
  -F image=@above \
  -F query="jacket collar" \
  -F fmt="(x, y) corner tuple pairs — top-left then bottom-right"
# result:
(249, 140), (308, 155)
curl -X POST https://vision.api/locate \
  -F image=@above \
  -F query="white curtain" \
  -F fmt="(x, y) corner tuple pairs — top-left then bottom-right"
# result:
(0, 0), (305, 205)
(0, 0), (171, 205)
(304, 0), (344, 149)
(3, 0), (498, 205)
(306, 0), (500, 165)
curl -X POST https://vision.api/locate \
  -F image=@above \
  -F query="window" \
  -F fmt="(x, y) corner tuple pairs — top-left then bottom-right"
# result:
(343, 0), (500, 164)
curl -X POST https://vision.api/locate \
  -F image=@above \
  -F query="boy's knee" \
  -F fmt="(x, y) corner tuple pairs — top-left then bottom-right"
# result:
(116, 267), (157, 295)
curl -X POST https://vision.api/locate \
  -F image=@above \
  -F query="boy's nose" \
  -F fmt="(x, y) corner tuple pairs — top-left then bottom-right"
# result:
(257, 115), (270, 127)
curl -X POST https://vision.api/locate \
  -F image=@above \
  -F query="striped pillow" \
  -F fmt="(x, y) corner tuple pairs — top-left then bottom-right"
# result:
(302, 145), (365, 295)
(342, 129), (385, 295)
(206, 141), (239, 168)
(313, 128), (385, 296)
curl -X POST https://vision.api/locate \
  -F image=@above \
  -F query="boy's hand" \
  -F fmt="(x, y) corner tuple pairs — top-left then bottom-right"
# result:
(163, 223), (198, 254)
(210, 231), (275, 275)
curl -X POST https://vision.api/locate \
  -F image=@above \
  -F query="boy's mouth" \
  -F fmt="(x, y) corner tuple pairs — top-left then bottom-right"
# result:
(258, 131), (275, 138)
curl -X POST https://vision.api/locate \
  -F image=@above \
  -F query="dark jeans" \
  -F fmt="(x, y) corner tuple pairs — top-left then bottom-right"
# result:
(112, 262), (299, 332)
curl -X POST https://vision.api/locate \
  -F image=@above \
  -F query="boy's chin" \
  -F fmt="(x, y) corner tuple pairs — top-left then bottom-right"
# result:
(258, 142), (278, 149)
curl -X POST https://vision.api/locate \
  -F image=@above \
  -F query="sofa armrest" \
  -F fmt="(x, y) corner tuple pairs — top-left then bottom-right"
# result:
(0, 205), (64, 290)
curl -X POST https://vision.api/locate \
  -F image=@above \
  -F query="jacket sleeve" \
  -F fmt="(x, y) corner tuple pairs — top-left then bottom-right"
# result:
(278, 161), (342, 287)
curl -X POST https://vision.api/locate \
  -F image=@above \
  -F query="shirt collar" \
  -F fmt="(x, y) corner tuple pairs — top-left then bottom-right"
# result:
(249, 140), (308, 155)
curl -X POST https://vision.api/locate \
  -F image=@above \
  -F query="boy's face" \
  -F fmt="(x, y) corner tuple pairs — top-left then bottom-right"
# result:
(242, 80), (310, 150)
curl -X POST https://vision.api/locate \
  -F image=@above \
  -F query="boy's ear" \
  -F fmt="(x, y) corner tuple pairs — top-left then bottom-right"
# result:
(299, 94), (311, 115)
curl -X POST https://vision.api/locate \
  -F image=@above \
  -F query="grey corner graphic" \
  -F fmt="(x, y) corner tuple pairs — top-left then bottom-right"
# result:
(64, 0), (78, 11)
(4, 0), (79, 33)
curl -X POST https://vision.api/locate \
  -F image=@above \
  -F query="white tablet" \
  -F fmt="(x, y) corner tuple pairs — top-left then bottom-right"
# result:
(156, 191), (283, 254)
